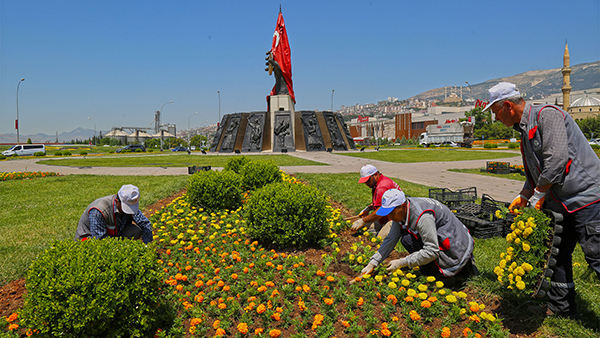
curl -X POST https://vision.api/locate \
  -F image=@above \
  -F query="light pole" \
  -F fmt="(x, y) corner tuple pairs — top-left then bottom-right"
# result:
(188, 112), (198, 149)
(331, 89), (335, 111)
(217, 91), (221, 126)
(159, 100), (173, 151)
(88, 117), (96, 146)
(16, 78), (25, 144)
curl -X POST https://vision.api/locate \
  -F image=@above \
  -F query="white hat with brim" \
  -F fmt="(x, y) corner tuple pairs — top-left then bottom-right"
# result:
(118, 184), (140, 214)
(358, 164), (378, 183)
(376, 189), (406, 216)
(482, 82), (520, 112)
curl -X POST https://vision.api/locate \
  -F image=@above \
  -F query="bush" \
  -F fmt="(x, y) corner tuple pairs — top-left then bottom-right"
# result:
(79, 150), (88, 156)
(11, 153), (18, 157)
(244, 181), (329, 249)
(148, 149), (154, 153)
(187, 169), (243, 212)
(483, 143), (498, 149)
(224, 156), (251, 174)
(20, 238), (175, 337)
(508, 142), (519, 149)
(591, 144), (600, 150)
(121, 149), (131, 153)
(241, 160), (283, 191)
(54, 150), (63, 156)
(63, 151), (72, 156)
(135, 148), (143, 152)
(0, 154), (5, 160)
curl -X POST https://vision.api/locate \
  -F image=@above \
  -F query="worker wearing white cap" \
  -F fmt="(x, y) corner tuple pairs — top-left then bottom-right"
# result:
(484, 81), (600, 318)
(351, 164), (400, 238)
(356, 189), (478, 286)
(75, 184), (154, 243)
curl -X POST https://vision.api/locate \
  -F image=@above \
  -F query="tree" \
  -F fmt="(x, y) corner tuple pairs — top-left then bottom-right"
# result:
(464, 106), (492, 130)
(190, 134), (208, 149)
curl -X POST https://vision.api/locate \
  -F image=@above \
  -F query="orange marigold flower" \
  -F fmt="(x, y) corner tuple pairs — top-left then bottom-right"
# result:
(255, 328), (264, 334)
(185, 265), (192, 271)
(269, 329), (281, 338)
(392, 316), (399, 322)
(341, 320), (350, 328)
(287, 278), (295, 284)
(441, 327), (451, 338)
(213, 319), (221, 329)
(428, 296), (438, 303)
(276, 307), (283, 313)
(8, 323), (18, 331)
(217, 280), (225, 287)
(266, 281), (275, 287)
(381, 328), (392, 336)
(470, 304), (480, 312)
(326, 275), (335, 282)
(316, 270), (326, 277)
(302, 285), (310, 292)
(463, 328), (472, 337)
(271, 313), (281, 321)
(257, 304), (266, 314)
(215, 328), (226, 336)
(324, 297), (334, 305)
(195, 280), (204, 287)
(405, 296), (414, 302)
(237, 322), (248, 334)
(7, 313), (18, 322)
(421, 300), (431, 308)
(277, 265), (283, 270)
(218, 303), (227, 309)
(231, 273), (238, 280)
(357, 297), (364, 306)
(190, 318), (202, 326)
(409, 310), (421, 321)
(223, 285), (230, 291)
(387, 294), (398, 305)
(176, 284), (183, 291)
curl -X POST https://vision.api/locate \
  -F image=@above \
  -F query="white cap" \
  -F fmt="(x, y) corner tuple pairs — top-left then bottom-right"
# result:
(482, 82), (521, 112)
(376, 189), (406, 216)
(358, 164), (378, 183)
(118, 184), (140, 214)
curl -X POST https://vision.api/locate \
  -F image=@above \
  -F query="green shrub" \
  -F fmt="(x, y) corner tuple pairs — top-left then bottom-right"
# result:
(11, 153), (18, 157)
(591, 144), (600, 150)
(224, 156), (251, 174)
(508, 142), (519, 149)
(54, 150), (63, 156)
(121, 149), (131, 153)
(187, 169), (243, 212)
(79, 150), (88, 156)
(244, 181), (329, 249)
(148, 149), (154, 153)
(135, 148), (143, 152)
(33, 151), (46, 157)
(62, 151), (72, 156)
(241, 160), (283, 191)
(20, 238), (175, 337)
(0, 154), (5, 160)
(483, 143), (498, 149)
(109, 150), (115, 154)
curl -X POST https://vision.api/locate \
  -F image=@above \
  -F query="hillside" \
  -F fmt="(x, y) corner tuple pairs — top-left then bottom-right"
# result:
(409, 61), (600, 101)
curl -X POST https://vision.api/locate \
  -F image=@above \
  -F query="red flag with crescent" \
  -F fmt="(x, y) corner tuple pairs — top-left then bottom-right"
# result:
(269, 11), (295, 103)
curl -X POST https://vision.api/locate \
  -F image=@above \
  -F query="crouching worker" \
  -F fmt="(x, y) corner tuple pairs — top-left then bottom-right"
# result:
(75, 184), (153, 244)
(357, 189), (478, 287)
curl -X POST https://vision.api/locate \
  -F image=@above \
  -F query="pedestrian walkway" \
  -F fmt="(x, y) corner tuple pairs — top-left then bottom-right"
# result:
(0, 150), (524, 203)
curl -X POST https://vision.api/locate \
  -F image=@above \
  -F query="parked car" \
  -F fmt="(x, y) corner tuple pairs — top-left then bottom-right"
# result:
(588, 138), (600, 146)
(2, 144), (46, 157)
(171, 146), (188, 152)
(437, 141), (459, 147)
(116, 144), (146, 153)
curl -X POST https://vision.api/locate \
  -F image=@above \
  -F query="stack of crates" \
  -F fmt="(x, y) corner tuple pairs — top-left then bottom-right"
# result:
(428, 187), (477, 210)
(454, 194), (510, 239)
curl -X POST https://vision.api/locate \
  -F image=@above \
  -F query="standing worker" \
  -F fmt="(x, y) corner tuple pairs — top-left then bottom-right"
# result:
(356, 189), (477, 286)
(75, 184), (154, 244)
(483, 82), (600, 318)
(351, 164), (400, 237)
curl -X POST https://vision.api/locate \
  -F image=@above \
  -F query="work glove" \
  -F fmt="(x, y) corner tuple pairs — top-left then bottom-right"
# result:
(508, 194), (528, 214)
(361, 262), (376, 276)
(359, 206), (373, 217)
(528, 189), (546, 210)
(386, 258), (407, 272)
(351, 218), (365, 231)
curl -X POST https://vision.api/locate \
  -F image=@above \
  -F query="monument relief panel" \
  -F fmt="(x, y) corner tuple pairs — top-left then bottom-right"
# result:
(300, 111), (325, 151)
(242, 112), (266, 152)
(209, 116), (229, 152)
(273, 112), (294, 152)
(219, 114), (242, 153)
(324, 112), (347, 150)
(336, 113), (357, 150)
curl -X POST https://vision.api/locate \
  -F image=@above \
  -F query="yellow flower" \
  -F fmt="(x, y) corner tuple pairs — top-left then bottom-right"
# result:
(426, 276), (436, 283)
(388, 282), (397, 289)
(417, 284), (428, 292)
(445, 295), (457, 303)
(516, 281), (526, 290)
(407, 289), (417, 297)
(436, 281), (444, 288)
(401, 279), (410, 287)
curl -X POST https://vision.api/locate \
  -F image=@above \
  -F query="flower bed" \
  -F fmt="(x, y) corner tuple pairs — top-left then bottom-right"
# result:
(0, 172), (58, 181)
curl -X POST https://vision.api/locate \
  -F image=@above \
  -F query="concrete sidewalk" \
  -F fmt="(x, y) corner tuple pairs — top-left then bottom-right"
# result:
(0, 150), (524, 203)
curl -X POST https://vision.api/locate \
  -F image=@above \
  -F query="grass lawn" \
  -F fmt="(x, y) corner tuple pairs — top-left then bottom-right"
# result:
(35, 154), (325, 167)
(449, 168), (528, 182)
(339, 149), (521, 163)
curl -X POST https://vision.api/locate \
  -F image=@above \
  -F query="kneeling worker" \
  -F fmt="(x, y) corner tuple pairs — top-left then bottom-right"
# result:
(75, 184), (154, 244)
(358, 189), (478, 285)
(351, 164), (400, 238)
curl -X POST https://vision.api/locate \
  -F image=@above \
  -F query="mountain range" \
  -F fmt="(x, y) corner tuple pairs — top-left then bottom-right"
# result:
(2, 61), (598, 144)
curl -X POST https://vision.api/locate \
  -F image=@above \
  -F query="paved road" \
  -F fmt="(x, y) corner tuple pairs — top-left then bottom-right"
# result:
(0, 150), (524, 203)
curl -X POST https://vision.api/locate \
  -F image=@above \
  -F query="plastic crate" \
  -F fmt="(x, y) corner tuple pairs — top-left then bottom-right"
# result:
(188, 165), (212, 174)
(455, 213), (504, 239)
(429, 187), (477, 209)
(480, 194), (509, 214)
(456, 203), (482, 214)
(486, 161), (511, 174)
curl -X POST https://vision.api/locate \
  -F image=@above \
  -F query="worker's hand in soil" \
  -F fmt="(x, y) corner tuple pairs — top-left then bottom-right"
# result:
(509, 194), (528, 214)
(386, 258), (406, 272)
(351, 218), (365, 231)
(528, 189), (546, 210)
(349, 262), (376, 285)
(358, 206), (373, 217)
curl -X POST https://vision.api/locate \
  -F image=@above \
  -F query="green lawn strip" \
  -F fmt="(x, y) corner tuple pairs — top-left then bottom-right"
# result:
(448, 168), (528, 182)
(36, 154), (325, 167)
(339, 149), (521, 163)
(0, 175), (188, 284)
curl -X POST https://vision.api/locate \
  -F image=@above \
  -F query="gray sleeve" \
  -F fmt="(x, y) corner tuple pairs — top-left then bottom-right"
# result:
(538, 107), (569, 187)
(402, 212), (440, 268)
(369, 221), (402, 266)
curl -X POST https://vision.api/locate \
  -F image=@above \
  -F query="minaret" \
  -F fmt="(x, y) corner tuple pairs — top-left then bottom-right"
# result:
(562, 41), (572, 110)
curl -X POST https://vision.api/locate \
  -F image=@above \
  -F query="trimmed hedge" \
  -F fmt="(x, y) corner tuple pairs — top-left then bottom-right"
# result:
(20, 238), (175, 337)
(187, 169), (243, 212)
(244, 181), (329, 249)
(241, 160), (283, 191)
(54, 151), (63, 156)
(79, 151), (88, 156)
(33, 151), (46, 157)
(62, 151), (72, 156)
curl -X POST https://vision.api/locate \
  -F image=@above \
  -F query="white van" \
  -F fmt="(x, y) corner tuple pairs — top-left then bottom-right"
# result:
(2, 144), (46, 157)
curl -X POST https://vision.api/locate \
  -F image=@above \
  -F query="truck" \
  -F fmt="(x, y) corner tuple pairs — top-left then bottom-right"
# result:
(418, 122), (474, 148)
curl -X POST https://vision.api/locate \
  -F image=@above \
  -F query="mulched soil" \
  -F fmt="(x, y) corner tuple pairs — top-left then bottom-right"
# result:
(0, 188), (546, 337)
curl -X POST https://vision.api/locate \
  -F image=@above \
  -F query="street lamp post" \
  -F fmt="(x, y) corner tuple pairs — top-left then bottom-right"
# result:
(88, 117), (96, 146)
(465, 81), (472, 100)
(331, 89), (335, 111)
(159, 100), (173, 151)
(16, 78), (25, 144)
(188, 112), (198, 149)
(217, 91), (221, 126)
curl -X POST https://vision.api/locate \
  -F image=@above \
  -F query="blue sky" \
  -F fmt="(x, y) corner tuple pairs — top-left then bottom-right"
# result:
(1, 0), (599, 136)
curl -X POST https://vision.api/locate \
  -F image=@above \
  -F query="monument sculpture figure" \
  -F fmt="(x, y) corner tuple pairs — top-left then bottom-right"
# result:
(336, 113), (357, 149)
(301, 112), (325, 151)
(273, 118), (291, 148)
(243, 112), (265, 152)
(220, 115), (241, 152)
(325, 113), (347, 150)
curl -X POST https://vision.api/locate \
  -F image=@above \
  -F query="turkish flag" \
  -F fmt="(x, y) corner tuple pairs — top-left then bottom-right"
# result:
(269, 11), (295, 103)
